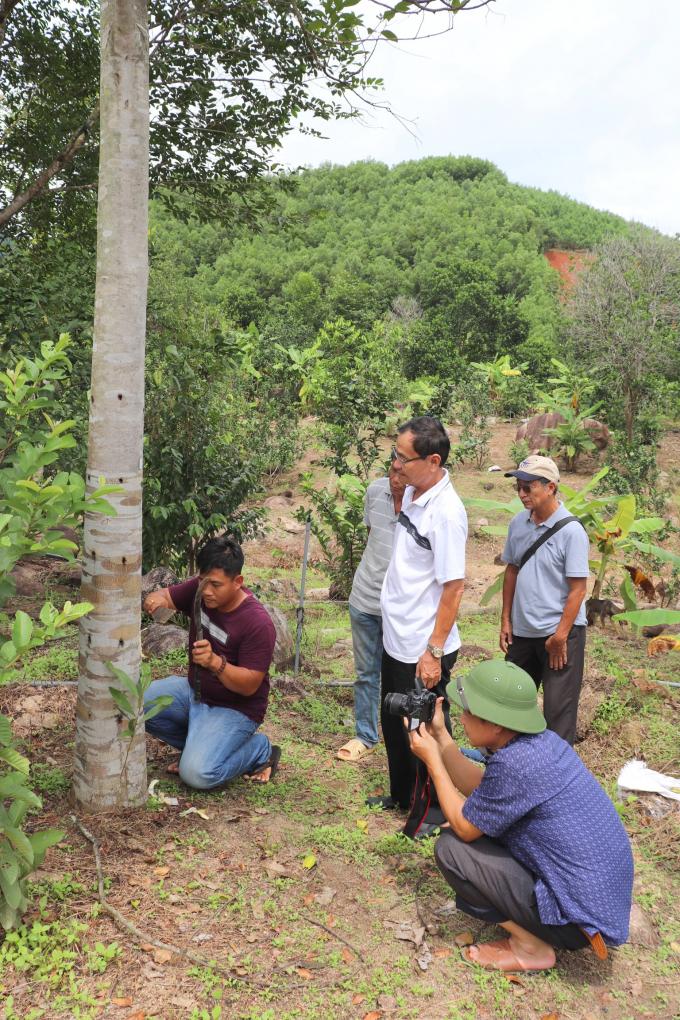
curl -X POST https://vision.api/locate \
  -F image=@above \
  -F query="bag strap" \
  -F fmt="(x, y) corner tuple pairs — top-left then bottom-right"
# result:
(518, 515), (581, 571)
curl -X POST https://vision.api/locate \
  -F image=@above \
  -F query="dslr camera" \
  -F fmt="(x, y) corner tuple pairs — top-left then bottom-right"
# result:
(384, 678), (438, 729)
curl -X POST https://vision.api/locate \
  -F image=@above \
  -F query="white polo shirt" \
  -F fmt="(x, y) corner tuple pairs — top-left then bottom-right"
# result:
(380, 471), (467, 663)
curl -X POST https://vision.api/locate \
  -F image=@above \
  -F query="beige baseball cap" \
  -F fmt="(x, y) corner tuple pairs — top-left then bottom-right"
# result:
(504, 454), (560, 484)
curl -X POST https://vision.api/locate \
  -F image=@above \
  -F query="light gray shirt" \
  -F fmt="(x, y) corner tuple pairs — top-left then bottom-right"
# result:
(349, 477), (399, 616)
(502, 502), (589, 638)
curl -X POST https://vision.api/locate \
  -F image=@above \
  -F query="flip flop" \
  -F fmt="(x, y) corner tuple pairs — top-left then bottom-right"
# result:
(336, 738), (376, 763)
(462, 938), (555, 974)
(245, 745), (281, 784)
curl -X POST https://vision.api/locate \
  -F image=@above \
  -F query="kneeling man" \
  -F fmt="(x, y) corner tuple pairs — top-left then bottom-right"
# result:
(408, 660), (633, 972)
(143, 536), (279, 788)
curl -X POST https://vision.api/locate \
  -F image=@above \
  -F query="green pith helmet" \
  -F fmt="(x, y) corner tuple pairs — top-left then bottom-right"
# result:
(446, 660), (546, 734)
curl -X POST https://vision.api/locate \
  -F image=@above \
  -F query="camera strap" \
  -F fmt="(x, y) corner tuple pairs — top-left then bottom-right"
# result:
(518, 515), (582, 571)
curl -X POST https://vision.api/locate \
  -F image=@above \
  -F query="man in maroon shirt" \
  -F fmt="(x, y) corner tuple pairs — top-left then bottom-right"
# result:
(143, 536), (279, 788)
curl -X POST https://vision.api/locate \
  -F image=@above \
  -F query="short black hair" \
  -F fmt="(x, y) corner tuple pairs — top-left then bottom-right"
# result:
(196, 536), (244, 578)
(398, 415), (450, 466)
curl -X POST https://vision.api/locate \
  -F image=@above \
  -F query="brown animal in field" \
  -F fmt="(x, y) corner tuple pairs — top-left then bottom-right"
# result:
(586, 597), (623, 628)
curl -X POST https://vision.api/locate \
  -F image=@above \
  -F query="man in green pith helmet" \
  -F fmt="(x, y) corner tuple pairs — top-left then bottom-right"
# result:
(407, 659), (633, 974)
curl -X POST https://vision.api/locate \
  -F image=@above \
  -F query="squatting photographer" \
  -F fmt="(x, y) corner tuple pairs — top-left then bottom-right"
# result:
(405, 660), (633, 974)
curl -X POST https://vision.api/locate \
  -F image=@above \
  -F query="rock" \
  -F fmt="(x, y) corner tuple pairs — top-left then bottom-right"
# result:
(515, 412), (565, 452)
(263, 495), (294, 511)
(307, 587), (330, 601)
(271, 674), (308, 697)
(142, 567), (180, 601)
(515, 413), (610, 455)
(483, 482), (495, 491)
(13, 712), (61, 735)
(142, 624), (188, 658)
(627, 904), (659, 948)
(10, 561), (46, 597)
(261, 603), (294, 670)
(476, 517), (489, 528)
(582, 418), (610, 451)
(487, 465), (501, 472)
(283, 520), (306, 535)
(327, 637), (353, 657)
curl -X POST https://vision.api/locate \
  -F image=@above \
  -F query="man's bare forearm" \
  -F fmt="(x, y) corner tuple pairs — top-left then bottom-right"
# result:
(430, 579), (465, 646)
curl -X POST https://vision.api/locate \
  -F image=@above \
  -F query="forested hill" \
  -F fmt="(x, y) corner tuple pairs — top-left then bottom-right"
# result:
(150, 155), (635, 375)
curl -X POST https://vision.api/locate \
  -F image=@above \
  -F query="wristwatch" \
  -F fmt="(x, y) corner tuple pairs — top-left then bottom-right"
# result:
(426, 642), (445, 659)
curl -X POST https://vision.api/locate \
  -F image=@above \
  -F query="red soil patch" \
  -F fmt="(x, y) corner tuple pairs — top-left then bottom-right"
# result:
(544, 248), (592, 291)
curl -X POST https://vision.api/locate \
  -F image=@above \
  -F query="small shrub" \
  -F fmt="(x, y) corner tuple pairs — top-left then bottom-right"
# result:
(507, 438), (530, 468)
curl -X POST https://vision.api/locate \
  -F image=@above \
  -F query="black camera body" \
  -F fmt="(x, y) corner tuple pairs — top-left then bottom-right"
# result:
(384, 679), (438, 728)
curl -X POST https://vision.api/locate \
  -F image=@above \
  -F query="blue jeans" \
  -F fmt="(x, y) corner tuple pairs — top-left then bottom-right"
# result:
(144, 675), (271, 789)
(349, 605), (383, 748)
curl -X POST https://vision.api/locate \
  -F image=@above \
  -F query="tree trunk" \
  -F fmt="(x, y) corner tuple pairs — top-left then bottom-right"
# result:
(73, 0), (149, 809)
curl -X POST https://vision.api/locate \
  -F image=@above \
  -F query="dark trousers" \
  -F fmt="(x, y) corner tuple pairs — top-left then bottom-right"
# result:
(435, 830), (588, 951)
(505, 626), (586, 745)
(380, 648), (457, 810)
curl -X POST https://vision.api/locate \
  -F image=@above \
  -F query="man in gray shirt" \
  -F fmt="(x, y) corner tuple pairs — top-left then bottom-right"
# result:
(500, 456), (589, 744)
(337, 466), (405, 761)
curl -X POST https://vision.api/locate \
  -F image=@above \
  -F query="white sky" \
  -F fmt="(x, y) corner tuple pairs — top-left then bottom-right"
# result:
(276, 0), (680, 236)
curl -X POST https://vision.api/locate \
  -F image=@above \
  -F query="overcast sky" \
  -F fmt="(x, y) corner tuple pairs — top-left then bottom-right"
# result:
(276, 0), (680, 237)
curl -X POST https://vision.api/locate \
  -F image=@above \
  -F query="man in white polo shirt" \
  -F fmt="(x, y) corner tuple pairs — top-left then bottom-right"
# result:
(500, 455), (589, 744)
(375, 416), (467, 836)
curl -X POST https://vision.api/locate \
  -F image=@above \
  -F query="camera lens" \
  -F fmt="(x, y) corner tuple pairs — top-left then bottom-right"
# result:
(384, 692), (410, 717)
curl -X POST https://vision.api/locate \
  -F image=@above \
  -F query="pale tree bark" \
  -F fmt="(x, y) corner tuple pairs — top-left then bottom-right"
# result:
(73, 0), (149, 809)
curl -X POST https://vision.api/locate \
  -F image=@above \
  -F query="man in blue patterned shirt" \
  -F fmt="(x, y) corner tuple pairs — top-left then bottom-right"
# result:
(407, 659), (633, 973)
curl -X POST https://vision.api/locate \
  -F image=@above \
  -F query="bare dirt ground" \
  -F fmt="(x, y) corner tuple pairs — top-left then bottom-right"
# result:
(1, 420), (679, 1020)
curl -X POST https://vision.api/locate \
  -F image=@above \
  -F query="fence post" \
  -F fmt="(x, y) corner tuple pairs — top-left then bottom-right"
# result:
(294, 516), (312, 676)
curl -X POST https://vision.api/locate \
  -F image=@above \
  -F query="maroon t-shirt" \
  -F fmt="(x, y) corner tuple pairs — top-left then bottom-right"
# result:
(169, 576), (276, 724)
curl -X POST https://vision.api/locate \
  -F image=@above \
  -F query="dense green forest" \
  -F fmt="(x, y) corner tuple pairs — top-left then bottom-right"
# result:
(2, 155), (678, 569)
(149, 156), (632, 375)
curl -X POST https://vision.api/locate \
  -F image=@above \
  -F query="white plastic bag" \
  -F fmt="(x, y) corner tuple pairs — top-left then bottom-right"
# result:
(617, 759), (680, 801)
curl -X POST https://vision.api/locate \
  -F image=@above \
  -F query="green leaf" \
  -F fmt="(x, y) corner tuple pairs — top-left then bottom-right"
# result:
(0, 775), (41, 807)
(109, 688), (134, 718)
(480, 570), (504, 607)
(0, 867), (24, 910)
(464, 497), (520, 514)
(619, 573), (637, 613)
(143, 696), (174, 723)
(612, 608), (680, 627)
(28, 829), (64, 859)
(0, 747), (30, 775)
(12, 611), (33, 650)
(626, 540), (680, 567)
(0, 715), (11, 746)
(106, 661), (138, 697)
(381, 28), (398, 41)
(4, 826), (34, 866)
(604, 494), (636, 540)
(628, 518), (665, 535)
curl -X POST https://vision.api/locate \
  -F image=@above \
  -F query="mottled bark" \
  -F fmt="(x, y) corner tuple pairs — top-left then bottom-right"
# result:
(73, 0), (149, 809)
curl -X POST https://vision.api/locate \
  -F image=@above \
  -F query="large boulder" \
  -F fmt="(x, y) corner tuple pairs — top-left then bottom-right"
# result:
(515, 413), (610, 455)
(142, 623), (188, 658)
(141, 566), (180, 602)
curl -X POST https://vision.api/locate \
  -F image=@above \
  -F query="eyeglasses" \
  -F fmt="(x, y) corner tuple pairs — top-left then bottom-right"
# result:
(391, 447), (425, 465)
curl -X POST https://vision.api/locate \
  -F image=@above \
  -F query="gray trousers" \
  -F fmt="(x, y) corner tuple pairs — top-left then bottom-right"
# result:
(434, 830), (588, 951)
(505, 625), (586, 745)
